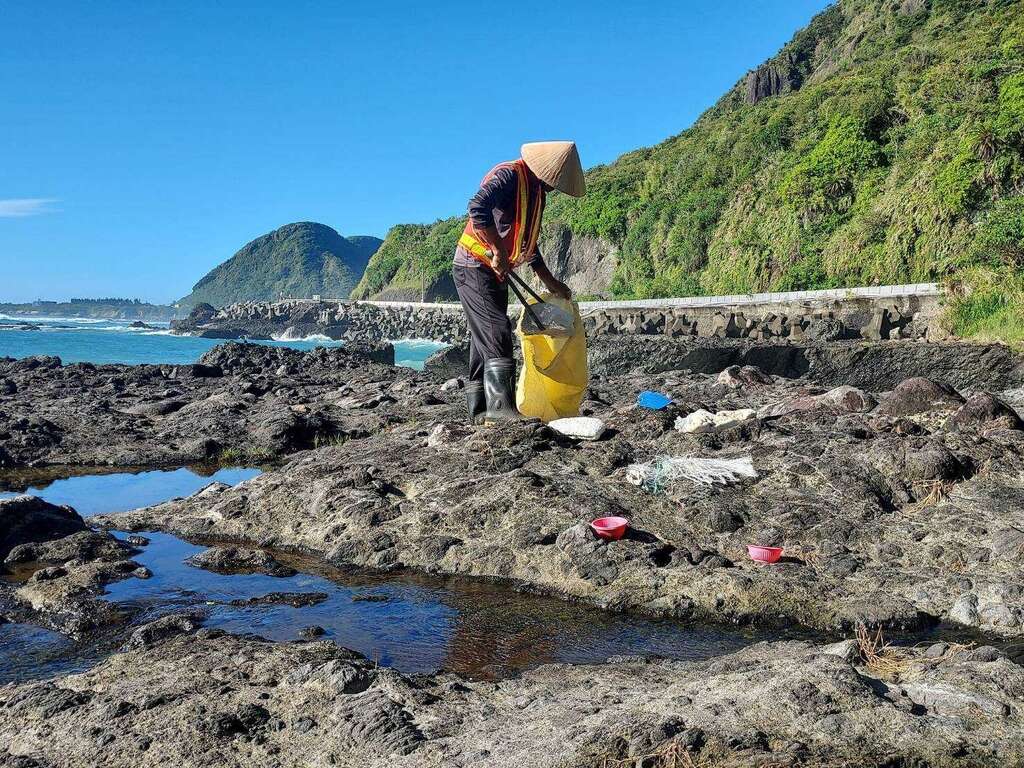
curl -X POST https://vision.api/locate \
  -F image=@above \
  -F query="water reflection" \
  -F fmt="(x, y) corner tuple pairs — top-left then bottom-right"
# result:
(0, 466), (813, 684)
(0, 465), (262, 517)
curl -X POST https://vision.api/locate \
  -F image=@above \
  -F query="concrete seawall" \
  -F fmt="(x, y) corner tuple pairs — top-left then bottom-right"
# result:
(172, 283), (947, 345)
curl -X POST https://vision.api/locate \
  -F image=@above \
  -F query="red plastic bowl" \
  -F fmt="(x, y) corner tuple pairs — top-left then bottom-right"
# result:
(591, 516), (630, 541)
(747, 545), (783, 564)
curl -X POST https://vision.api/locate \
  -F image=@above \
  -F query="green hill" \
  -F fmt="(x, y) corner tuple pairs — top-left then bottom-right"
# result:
(354, 0), (1024, 339)
(180, 223), (381, 310)
(351, 219), (465, 301)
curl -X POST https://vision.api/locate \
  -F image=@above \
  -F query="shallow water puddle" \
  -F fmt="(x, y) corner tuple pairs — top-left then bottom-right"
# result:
(2, 467), (816, 684)
(104, 530), (817, 680)
(0, 465), (262, 516)
(3, 527), (817, 684)
(0, 624), (85, 683)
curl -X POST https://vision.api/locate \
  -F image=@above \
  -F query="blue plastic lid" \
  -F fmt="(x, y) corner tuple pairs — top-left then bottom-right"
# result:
(636, 391), (672, 410)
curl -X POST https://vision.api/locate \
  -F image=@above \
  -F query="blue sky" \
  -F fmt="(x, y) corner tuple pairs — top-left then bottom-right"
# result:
(1, 0), (831, 304)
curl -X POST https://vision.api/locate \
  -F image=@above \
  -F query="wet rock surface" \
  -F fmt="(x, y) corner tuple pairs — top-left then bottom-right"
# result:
(0, 342), (403, 469)
(185, 546), (297, 577)
(0, 498), (143, 638)
(1, 620), (1022, 767)
(0, 496), (89, 560)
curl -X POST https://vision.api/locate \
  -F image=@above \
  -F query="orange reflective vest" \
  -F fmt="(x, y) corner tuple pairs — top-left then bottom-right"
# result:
(459, 159), (545, 273)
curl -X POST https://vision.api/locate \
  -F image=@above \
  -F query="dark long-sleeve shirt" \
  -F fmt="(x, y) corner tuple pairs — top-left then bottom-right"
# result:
(454, 164), (546, 269)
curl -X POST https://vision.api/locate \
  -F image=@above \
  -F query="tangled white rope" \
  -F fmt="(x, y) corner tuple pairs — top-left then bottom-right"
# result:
(625, 455), (757, 493)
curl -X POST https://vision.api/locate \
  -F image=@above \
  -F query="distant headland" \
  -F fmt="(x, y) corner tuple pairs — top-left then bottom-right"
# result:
(0, 297), (177, 322)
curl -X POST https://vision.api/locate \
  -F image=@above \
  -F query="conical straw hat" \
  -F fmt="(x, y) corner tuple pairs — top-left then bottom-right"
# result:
(521, 141), (586, 197)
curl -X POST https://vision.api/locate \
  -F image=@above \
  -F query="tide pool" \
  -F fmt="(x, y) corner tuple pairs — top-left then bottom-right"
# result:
(0, 467), (808, 685)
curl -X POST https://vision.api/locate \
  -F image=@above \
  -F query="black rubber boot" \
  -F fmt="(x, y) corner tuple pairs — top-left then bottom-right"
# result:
(465, 380), (486, 425)
(483, 357), (519, 423)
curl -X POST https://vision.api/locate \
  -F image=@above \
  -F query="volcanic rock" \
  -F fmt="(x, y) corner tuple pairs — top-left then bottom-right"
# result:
(2, 624), (1024, 767)
(0, 496), (88, 561)
(185, 546), (297, 577)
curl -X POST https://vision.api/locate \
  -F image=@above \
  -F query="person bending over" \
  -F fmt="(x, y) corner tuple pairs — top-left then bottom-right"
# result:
(452, 141), (585, 424)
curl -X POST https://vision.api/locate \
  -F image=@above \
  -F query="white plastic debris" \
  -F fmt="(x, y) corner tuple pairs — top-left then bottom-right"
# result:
(548, 416), (606, 441)
(674, 408), (756, 434)
(625, 455), (757, 493)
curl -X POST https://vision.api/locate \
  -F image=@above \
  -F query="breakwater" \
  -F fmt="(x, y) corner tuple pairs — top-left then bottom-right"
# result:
(171, 283), (945, 344)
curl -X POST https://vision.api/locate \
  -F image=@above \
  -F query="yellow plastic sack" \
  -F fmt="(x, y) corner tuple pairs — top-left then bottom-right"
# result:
(516, 295), (588, 422)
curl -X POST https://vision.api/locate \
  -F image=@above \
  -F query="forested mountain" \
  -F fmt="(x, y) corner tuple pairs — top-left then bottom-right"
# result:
(179, 223), (381, 310)
(351, 220), (465, 301)
(354, 0), (1024, 338)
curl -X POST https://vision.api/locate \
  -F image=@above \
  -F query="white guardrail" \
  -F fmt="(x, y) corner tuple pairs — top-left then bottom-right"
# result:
(347, 283), (942, 312)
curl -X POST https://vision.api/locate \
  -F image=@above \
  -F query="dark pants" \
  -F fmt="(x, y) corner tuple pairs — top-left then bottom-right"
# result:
(453, 263), (512, 382)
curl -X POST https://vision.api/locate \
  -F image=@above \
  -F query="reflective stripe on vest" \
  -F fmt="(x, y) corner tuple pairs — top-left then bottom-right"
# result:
(458, 231), (491, 259)
(461, 159), (543, 271)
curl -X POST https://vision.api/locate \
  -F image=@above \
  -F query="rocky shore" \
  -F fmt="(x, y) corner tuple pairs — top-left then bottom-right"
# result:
(0, 341), (398, 469)
(2, 336), (1018, 471)
(88, 340), (1024, 640)
(2, 617), (1020, 767)
(0, 496), (146, 638)
(4, 335), (1024, 765)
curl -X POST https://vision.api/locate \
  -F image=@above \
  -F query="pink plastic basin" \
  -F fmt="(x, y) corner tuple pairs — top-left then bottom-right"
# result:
(591, 516), (630, 541)
(747, 545), (783, 564)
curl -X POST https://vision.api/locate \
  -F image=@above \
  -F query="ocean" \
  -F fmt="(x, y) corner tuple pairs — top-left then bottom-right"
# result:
(0, 315), (447, 369)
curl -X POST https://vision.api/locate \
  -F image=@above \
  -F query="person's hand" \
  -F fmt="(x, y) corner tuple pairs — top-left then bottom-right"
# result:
(489, 248), (511, 279)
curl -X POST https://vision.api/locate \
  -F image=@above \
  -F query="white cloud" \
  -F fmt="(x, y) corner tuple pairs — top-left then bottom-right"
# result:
(0, 198), (59, 218)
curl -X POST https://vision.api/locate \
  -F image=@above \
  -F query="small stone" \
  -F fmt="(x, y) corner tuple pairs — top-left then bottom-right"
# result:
(548, 417), (606, 441)
(949, 594), (980, 627)
(351, 593), (390, 603)
(924, 642), (949, 659)
(236, 703), (271, 733)
(426, 423), (453, 448)
(186, 546), (296, 578)
(946, 392), (1024, 431)
(965, 645), (1002, 663)
(821, 639), (860, 664)
(203, 712), (246, 739)
(717, 365), (771, 389)
(123, 614), (200, 651)
(675, 408), (755, 434)
(877, 377), (964, 417)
